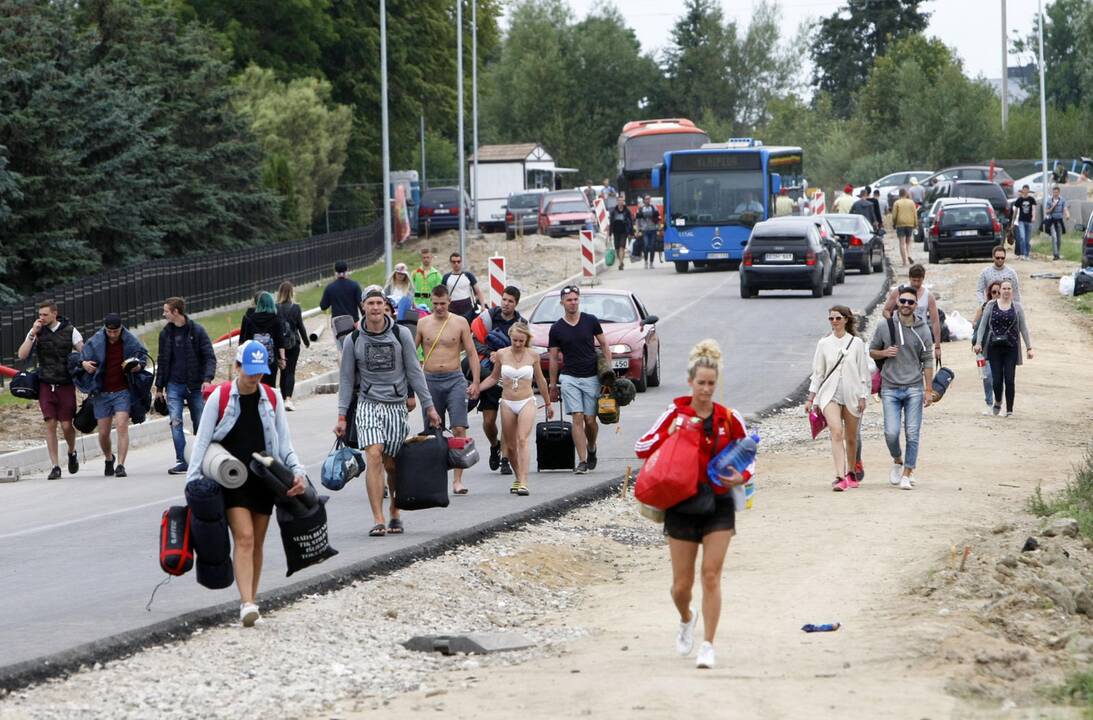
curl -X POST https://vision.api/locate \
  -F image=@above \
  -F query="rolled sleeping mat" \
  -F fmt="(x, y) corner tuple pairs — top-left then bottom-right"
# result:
(195, 557), (234, 590)
(201, 442), (247, 489)
(185, 477), (226, 522)
(188, 515), (232, 565)
(249, 452), (319, 517)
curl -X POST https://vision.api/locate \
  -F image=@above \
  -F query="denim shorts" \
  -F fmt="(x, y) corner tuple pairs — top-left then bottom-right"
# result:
(93, 389), (131, 420)
(560, 374), (600, 417)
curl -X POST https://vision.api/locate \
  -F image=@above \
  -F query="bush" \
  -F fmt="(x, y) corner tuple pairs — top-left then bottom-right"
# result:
(1028, 444), (1093, 538)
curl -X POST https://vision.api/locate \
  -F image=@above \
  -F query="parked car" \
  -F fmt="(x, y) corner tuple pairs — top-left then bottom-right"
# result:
(1012, 170), (1083, 195)
(419, 187), (473, 234)
(765, 215), (845, 284)
(922, 166), (1015, 197)
(855, 171), (932, 213)
(825, 213), (885, 274)
(536, 190), (589, 234)
(739, 217), (836, 299)
(925, 199), (1002, 264)
(918, 197), (990, 245)
(923, 180), (1012, 230)
(1084, 211), (1093, 268)
(527, 288), (661, 392)
(504, 190), (547, 239)
(539, 198), (595, 237)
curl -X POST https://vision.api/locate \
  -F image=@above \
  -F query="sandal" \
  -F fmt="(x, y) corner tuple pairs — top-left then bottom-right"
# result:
(368, 524), (387, 537)
(387, 518), (404, 534)
(510, 480), (521, 494)
(515, 484), (529, 496)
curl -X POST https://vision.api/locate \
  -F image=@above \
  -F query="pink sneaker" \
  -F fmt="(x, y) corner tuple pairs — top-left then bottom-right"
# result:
(845, 473), (861, 489)
(832, 476), (850, 492)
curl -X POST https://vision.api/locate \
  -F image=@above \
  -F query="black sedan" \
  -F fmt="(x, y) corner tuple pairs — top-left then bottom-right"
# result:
(825, 213), (885, 274)
(925, 200), (1001, 263)
(740, 217), (836, 298)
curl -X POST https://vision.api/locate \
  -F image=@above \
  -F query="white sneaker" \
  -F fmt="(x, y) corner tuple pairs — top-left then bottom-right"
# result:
(696, 641), (716, 669)
(240, 603), (260, 627)
(676, 607), (697, 656)
(889, 463), (903, 486)
(285, 398), (295, 411)
(982, 404), (994, 416)
(900, 476), (913, 491)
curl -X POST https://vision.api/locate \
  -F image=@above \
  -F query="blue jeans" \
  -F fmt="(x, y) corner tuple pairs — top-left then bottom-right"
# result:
(167, 382), (205, 464)
(980, 362), (994, 405)
(881, 384), (924, 469)
(1016, 221), (1032, 257)
(1046, 218), (1064, 257)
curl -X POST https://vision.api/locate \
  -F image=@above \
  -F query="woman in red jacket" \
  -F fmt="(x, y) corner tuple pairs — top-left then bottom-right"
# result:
(634, 339), (753, 670)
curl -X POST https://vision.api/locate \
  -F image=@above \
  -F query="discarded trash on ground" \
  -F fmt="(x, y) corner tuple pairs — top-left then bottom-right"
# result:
(801, 623), (841, 633)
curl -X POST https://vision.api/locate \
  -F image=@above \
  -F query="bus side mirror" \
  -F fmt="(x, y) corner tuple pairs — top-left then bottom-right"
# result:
(770, 173), (782, 195)
(651, 165), (662, 189)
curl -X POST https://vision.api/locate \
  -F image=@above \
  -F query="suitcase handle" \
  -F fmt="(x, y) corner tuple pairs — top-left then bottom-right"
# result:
(545, 399), (566, 427)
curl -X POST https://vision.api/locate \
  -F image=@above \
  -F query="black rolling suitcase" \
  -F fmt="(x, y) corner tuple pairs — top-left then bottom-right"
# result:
(536, 403), (575, 471)
(395, 428), (450, 510)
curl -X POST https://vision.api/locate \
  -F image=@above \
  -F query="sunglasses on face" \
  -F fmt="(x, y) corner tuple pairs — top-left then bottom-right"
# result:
(828, 316), (844, 322)
(898, 298), (917, 306)
(994, 256), (1005, 261)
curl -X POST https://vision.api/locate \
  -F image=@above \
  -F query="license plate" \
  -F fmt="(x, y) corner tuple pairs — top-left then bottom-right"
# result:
(955, 229), (977, 237)
(765, 253), (793, 262)
(707, 252), (729, 259)
(434, 208), (450, 215)
(612, 358), (629, 369)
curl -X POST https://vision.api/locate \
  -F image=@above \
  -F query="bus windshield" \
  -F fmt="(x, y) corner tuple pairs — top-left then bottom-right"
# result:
(623, 133), (708, 172)
(668, 170), (765, 226)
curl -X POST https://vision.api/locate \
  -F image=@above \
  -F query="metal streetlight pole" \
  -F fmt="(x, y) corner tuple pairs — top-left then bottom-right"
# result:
(420, 114), (427, 190)
(471, 0), (479, 239)
(1001, 0), (1008, 132)
(456, 0), (466, 259)
(1037, 0), (1050, 193)
(380, 0), (392, 277)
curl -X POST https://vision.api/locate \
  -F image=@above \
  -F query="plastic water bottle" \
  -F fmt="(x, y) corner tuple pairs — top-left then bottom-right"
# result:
(708, 434), (760, 486)
(976, 353), (987, 379)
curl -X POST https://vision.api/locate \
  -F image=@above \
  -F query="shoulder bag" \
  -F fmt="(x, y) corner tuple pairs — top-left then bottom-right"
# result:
(634, 417), (705, 510)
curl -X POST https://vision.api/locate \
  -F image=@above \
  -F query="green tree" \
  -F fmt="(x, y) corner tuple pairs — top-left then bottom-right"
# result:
(235, 65), (352, 233)
(734, 1), (797, 129)
(1012, 0), (1093, 110)
(810, 0), (930, 115)
(856, 34), (955, 137)
(658, 0), (739, 126)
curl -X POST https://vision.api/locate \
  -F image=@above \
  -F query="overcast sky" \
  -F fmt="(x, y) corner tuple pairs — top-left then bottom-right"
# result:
(556, 0), (1044, 80)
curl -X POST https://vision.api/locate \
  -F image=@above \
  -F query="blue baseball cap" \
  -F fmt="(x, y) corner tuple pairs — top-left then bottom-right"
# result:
(236, 340), (270, 375)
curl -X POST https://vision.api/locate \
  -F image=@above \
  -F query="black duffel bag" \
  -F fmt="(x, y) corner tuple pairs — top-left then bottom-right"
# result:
(73, 397), (97, 434)
(395, 428), (450, 511)
(9, 371), (39, 400)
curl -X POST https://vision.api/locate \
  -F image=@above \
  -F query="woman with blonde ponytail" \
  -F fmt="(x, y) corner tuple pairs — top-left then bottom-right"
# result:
(634, 339), (755, 670)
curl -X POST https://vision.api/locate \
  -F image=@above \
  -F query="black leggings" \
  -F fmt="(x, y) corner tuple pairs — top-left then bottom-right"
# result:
(988, 342), (1018, 412)
(267, 345), (302, 397)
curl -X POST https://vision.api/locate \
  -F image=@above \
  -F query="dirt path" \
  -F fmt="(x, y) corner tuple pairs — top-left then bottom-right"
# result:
(349, 242), (1093, 718)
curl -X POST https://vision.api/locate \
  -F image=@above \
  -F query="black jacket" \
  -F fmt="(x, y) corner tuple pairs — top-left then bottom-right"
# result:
(278, 302), (310, 351)
(155, 319), (216, 391)
(609, 205), (634, 236)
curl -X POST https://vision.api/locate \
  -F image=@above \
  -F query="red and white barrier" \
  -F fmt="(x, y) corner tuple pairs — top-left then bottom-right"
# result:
(593, 197), (609, 235)
(810, 190), (826, 215)
(580, 229), (596, 283)
(488, 255), (506, 308)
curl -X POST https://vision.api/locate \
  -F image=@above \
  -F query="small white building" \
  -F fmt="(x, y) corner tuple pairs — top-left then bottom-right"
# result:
(469, 143), (576, 230)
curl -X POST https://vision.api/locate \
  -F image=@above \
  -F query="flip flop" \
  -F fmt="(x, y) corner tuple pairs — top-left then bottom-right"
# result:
(516, 484), (530, 496)
(368, 524), (387, 537)
(453, 487), (469, 495)
(387, 518), (404, 534)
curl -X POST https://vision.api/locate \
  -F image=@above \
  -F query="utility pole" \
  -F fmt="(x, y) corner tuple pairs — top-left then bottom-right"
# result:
(380, 0), (392, 277)
(420, 114), (427, 191)
(1037, 0), (1050, 193)
(471, 0), (479, 239)
(1001, 0), (1008, 132)
(456, 0), (466, 260)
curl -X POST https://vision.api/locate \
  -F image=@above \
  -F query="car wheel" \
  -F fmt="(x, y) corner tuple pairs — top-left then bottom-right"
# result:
(674, 261), (689, 273)
(633, 352), (648, 393)
(823, 263), (834, 295)
(647, 348), (661, 387)
(811, 272), (824, 298)
(861, 249), (873, 274)
(836, 262), (846, 284)
(740, 278), (752, 298)
(505, 229), (514, 241)
(928, 242), (939, 264)
(872, 246), (884, 272)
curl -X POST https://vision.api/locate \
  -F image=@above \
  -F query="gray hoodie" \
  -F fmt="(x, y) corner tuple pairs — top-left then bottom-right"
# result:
(338, 316), (433, 414)
(870, 315), (933, 389)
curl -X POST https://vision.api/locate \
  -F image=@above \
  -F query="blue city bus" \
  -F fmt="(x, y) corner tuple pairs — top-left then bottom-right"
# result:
(652, 140), (804, 273)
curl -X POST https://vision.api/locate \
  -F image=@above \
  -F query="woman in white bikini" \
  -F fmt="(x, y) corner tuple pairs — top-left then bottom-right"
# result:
(477, 322), (553, 495)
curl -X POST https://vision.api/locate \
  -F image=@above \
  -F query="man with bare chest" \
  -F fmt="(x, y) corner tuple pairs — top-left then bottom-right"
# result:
(416, 285), (480, 494)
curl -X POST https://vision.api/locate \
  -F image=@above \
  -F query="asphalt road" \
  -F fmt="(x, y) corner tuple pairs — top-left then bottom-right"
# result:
(0, 259), (885, 671)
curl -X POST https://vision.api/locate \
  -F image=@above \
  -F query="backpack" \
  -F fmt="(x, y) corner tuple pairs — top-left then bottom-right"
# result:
(251, 330), (276, 364)
(159, 505), (194, 576)
(278, 305), (297, 350)
(874, 316), (897, 370)
(202, 381), (278, 421)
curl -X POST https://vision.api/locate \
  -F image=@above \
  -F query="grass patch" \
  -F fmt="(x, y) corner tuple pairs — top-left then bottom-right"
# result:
(1028, 444), (1093, 537)
(1031, 230), (1084, 263)
(136, 249), (419, 349)
(1049, 669), (1093, 713)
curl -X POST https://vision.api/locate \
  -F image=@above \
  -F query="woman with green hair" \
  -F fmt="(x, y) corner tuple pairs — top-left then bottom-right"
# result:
(239, 291), (287, 384)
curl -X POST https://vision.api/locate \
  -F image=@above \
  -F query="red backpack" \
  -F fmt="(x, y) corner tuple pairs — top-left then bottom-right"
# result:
(202, 381), (277, 421)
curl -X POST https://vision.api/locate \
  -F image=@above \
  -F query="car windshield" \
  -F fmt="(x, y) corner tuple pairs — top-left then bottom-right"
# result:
(547, 201), (589, 214)
(509, 194), (541, 209)
(953, 185), (1003, 202)
(668, 170), (765, 226)
(826, 216), (869, 234)
(941, 207), (991, 226)
(531, 295), (638, 324)
(425, 189), (459, 204)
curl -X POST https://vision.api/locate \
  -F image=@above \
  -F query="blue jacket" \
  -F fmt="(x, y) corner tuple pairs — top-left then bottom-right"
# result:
(186, 381), (306, 485)
(72, 328), (149, 396)
(155, 319), (216, 391)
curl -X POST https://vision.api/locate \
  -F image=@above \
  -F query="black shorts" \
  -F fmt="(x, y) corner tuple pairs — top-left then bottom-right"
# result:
(223, 473), (276, 516)
(612, 232), (629, 250)
(478, 384), (502, 412)
(663, 496), (735, 543)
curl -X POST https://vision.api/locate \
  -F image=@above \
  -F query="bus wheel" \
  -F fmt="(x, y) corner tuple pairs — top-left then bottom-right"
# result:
(674, 261), (689, 274)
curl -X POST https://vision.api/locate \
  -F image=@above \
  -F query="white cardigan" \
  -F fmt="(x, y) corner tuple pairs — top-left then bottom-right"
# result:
(809, 333), (869, 411)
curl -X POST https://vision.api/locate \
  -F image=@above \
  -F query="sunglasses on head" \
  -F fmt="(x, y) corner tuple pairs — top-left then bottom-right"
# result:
(898, 298), (917, 306)
(561, 286), (580, 296)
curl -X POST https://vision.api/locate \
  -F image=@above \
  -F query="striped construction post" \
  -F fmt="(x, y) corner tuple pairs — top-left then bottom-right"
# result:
(488, 255), (506, 307)
(580, 229), (596, 283)
(593, 197), (609, 234)
(811, 190), (826, 215)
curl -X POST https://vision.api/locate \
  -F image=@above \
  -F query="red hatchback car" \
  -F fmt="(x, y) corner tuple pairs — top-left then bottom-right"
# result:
(528, 288), (661, 391)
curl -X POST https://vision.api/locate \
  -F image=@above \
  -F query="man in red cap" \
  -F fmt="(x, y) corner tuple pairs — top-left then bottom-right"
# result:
(774, 187), (795, 216)
(832, 183), (856, 214)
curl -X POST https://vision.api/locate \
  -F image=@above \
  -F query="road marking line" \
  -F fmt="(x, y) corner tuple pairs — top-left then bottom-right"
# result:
(0, 494), (182, 540)
(657, 274), (735, 323)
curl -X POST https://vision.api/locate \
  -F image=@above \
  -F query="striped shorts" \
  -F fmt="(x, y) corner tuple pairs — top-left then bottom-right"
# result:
(355, 399), (409, 458)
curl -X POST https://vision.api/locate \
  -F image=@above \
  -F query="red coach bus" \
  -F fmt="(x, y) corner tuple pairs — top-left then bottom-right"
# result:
(616, 118), (709, 207)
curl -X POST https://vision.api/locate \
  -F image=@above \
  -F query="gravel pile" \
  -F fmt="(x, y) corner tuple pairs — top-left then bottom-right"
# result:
(0, 497), (662, 719)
